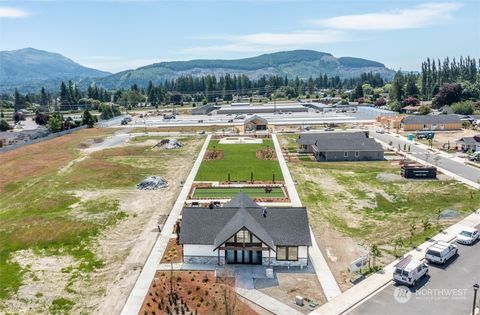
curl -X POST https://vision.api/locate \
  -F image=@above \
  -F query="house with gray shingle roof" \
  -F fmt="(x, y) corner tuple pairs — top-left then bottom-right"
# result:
(456, 135), (480, 152)
(179, 193), (311, 266)
(297, 132), (384, 161)
(401, 114), (462, 131)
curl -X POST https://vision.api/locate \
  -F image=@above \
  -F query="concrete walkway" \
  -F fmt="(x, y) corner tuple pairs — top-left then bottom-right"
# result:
(120, 135), (211, 315)
(312, 208), (480, 315)
(272, 134), (342, 301)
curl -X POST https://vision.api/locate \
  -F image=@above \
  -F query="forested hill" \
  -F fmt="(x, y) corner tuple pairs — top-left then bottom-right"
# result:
(91, 50), (395, 89)
(0, 48), (111, 92)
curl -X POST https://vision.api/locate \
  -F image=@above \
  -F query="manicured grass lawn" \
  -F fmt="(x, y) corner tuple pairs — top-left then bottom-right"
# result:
(289, 160), (480, 255)
(195, 140), (283, 182)
(192, 187), (285, 198)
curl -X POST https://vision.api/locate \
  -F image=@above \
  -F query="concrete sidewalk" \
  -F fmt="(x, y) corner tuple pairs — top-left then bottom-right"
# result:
(120, 135), (211, 315)
(272, 133), (342, 301)
(312, 209), (480, 315)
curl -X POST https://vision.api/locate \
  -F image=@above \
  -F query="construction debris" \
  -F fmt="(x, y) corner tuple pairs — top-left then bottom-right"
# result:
(154, 139), (184, 150)
(136, 176), (169, 190)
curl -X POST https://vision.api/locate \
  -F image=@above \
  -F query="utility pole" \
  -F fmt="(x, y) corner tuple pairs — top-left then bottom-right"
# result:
(473, 283), (479, 315)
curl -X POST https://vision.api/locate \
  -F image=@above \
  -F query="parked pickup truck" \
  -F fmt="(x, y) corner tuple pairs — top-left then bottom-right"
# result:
(425, 241), (458, 264)
(393, 255), (428, 286)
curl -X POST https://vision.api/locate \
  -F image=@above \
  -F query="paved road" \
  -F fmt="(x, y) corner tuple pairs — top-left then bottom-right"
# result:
(371, 132), (480, 184)
(349, 240), (480, 315)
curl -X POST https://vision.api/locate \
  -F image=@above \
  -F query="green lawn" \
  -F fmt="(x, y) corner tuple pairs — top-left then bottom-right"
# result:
(195, 140), (284, 182)
(192, 187), (285, 198)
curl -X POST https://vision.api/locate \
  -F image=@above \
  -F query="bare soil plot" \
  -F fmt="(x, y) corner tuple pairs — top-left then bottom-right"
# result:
(0, 132), (203, 314)
(256, 271), (326, 314)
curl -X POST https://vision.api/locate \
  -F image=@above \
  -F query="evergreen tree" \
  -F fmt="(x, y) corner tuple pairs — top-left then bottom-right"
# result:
(390, 71), (405, 102)
(82, 109), (95, 128)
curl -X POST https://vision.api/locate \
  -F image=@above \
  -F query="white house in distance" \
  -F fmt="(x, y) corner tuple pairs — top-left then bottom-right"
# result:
(179, 193), (311, 266)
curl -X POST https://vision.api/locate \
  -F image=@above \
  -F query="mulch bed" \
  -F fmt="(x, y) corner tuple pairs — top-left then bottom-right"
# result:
(256, 148), (276, 160)
(139, 271), (258, 315)
(160, 238), (183, 264)
(203, 150), (224, 161)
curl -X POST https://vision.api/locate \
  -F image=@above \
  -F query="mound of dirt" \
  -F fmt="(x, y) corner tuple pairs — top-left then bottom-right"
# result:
(154, 139), (184, 150)
(136, 176), (169, 190)
(204, 150), (224, 160)
(256, 147), (276, 160)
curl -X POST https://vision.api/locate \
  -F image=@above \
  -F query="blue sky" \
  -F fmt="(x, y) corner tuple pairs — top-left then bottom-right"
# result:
(0, 0), (479, 73)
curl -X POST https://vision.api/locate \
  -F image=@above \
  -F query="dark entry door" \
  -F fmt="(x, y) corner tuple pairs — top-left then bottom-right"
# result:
(225, 250), (262, 264)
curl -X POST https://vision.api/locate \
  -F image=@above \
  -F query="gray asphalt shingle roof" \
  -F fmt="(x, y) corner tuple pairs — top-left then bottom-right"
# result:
(179, 193), (311, 248)
(297, 132), (383, 152)
(402, 114), (461, 125)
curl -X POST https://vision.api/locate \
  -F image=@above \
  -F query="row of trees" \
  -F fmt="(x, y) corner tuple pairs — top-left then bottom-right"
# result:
(421, 56), (478, 100)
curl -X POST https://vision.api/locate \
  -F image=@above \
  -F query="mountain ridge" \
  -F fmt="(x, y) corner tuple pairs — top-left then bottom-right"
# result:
(0, 48), (394, 92)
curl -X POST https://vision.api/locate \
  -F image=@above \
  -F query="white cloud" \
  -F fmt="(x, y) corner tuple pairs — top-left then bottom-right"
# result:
(311, 2), (463, 30)
(0, 7), (29, 18)
(184, 30), (351, 55)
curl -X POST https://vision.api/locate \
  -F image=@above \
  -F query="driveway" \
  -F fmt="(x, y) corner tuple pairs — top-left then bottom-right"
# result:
(348, 240), (480, 315)
(371, 132), (480, 184)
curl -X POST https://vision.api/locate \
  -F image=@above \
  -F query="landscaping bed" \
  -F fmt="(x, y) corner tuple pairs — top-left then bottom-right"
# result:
(191, 186), (286, 199)
(140, 271), (257, 315)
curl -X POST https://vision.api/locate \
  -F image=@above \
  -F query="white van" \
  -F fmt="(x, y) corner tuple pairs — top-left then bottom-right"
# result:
(393, 255), (428, 286)
(425, 241), (458, 264)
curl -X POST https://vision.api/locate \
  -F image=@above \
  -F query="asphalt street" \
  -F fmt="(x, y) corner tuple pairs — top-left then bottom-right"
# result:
(371, 132), (480, 184)
(349, 239), (480, 315)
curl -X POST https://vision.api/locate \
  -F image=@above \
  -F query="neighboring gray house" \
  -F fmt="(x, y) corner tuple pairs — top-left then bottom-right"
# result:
(456, 135), (480, 152)
(179, 193), (311, 266)
(297, 132), (384, 161)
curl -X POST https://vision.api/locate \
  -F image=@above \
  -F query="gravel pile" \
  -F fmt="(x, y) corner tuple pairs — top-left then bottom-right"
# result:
(154, 139), (184, 150)
(136, 176), (169, 190)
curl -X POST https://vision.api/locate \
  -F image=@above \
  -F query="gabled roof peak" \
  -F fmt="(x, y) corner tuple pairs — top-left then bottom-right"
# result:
(223, 192), (261, 209)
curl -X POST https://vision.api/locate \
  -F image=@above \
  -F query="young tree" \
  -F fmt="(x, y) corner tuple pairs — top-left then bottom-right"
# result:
(0, 119), (11, 131)
(393, 236), (403, 257)
(418, 105), (431, 115)
(14, 89), (25, 112)
(47, 112), (63, 133)
(369, 244), (382, 268)
(40, 87), (49, 108)
(82, 109), (95, 128)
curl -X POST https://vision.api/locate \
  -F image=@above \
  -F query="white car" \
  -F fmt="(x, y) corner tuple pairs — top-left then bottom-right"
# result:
(425, 241), (458, 264)
(393, 255), (428, 286)
(457, 228), (479, 245)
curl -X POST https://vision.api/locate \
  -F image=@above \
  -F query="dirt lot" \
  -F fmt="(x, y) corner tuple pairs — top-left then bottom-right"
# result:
(256, 270), (326, 314)
(0, 130), (204, 314)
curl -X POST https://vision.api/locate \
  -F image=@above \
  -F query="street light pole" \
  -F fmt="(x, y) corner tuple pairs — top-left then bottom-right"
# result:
(473, 283), (479, 315)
